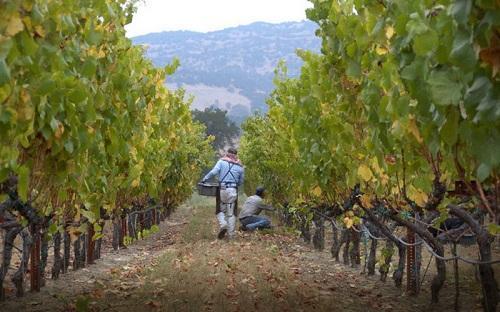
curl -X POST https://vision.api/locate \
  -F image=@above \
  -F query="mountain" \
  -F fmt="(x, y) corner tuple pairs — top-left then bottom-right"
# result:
(132, 21), (320, 124)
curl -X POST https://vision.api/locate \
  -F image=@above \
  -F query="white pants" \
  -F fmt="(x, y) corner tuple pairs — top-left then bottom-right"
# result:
(217, 187), (237, 236)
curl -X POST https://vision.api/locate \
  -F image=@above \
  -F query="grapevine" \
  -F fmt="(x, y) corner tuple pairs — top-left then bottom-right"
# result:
(240, 0), (499, 310)
(0, 0), (211, 299)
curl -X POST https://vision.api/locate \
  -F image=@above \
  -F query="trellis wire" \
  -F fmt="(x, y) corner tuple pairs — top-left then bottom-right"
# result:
(311, 209), (500, 265)
(421, 240), (500, 265)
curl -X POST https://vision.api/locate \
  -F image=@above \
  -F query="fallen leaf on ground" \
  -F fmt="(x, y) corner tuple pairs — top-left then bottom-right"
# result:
(146, 300), (161, 308)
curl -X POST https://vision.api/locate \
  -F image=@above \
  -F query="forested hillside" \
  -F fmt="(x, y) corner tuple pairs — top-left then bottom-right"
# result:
(132, 21), (321, 123)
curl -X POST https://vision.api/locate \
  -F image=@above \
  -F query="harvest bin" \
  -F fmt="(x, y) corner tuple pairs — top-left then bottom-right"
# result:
(197, 182), (219, 197)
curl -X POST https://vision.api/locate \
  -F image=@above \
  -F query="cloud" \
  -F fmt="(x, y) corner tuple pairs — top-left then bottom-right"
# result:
(125, 0), (312, 37)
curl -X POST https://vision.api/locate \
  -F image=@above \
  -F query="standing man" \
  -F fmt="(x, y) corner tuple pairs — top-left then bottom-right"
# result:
(201, 148), (244, 239)
(239, 187), (275, 231)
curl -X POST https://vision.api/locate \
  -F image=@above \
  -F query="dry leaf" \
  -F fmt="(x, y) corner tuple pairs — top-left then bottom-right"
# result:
(6, 16), (24, 37)
(145, 300), (161, 309)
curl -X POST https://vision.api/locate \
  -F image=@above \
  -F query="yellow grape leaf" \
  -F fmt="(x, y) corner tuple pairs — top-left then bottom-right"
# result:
(343, 217), (354, 229)
(311, 186), (322, 197)
(380, 173), (389, 186)
(360, 194), (373, 208)
(370, 157), (383, 175)
(390, 120), (403, 137)
(19, 89), (34, 120)
(408, 186), (428, 206)
(408, 117), (423, 144)
(34, 25), (46, 37)
(385, 26), (395, 40)
(414, 191), (428, 207)
(54, 123), (64, 140)
(131, 178), (140, 188)
(87, 47), (106, 59)
(22, 17), (32, 32)
(22, 2), (33, 11)
(391, 186), (400, 196)
(376, 46), (388, 55)
(357, 164), (373, 182)
(6, 16), (24, 37)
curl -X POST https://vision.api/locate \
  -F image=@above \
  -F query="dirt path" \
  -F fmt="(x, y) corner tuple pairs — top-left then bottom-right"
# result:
(2, 197), (488, 311)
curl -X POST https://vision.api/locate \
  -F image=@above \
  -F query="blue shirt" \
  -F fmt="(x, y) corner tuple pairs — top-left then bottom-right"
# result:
(203, 159), (244, 187)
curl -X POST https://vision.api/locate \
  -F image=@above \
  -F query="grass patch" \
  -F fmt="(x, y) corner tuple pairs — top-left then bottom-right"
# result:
(181, 204), (215, 243)
(141, 238), (313, 311)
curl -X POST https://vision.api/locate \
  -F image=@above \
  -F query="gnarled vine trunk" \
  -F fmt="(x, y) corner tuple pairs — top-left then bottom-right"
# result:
(52, 232), (62, 279)
(40, 227), (49, 286)
(330, 222), (339, 260)
(299, 214), (311, 243)
(379, 240), (394, 282)
(312, 215), (325, 251)
(12, 228), (33, 297)
(349, 229), (361, 268)
(0, 226), (22, 301)
(450, 205), (498, 312)
(362, 208), (405, 287)
(367, 237), (378, 275)
(342, 230), (351, 265)
(112, 217), (120, 250)
(63, 230), (70, 273)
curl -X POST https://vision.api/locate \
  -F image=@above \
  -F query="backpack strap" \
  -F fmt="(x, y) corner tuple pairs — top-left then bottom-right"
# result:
(219, 160), (238, 187)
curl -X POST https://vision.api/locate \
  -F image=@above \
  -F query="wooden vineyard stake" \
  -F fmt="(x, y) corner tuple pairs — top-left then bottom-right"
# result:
(452, 243), (460, 311)
(138, 212), (144, 233)
(406, 228), (418, 295)
(120, 217), (127, 248)
(87, 226), (95, 264)
(30, 226), (41, 292)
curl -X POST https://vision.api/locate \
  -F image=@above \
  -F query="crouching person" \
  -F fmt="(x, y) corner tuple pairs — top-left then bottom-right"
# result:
(239, 187), (275, 231)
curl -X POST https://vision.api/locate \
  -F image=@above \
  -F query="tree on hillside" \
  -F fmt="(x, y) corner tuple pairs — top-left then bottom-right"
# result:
(193, 107), (240, 151)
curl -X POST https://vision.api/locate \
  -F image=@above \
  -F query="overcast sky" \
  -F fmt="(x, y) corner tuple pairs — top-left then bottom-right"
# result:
(125, 0), (312, 37)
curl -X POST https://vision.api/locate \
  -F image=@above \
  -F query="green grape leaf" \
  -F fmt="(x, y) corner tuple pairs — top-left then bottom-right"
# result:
(81, 210), (96, 223)
(17, 165), (30, 202)
(20, 32), (39, 56)
(428, 71), (462, 106)
(69, 86), (87, 103)
(81, 58), (97, 78)
(476, 163), (491, 182)
(165, 58), (180, 75)
(440, 110), (459, 145)
(413, 30), (438, 56)
(450, 28), (476, 71)
(451, 0), (472, 25)
(346, 60), (361, 78)
(48, 223), (59, 235)
(0, 59), (11, 86)
(86, 28), (103, 45)
(487, 223), (500, 235)
(93, 222), (102, 232)
(0, 37), (13, 59)
(64, 140), (74, 153)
